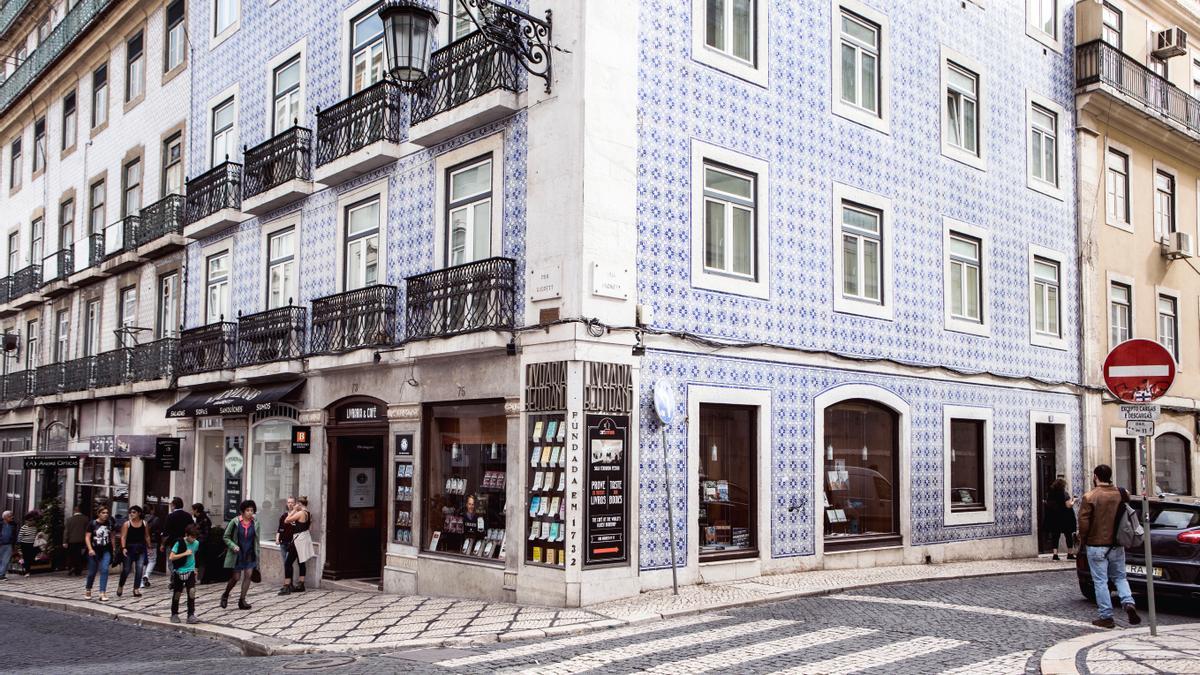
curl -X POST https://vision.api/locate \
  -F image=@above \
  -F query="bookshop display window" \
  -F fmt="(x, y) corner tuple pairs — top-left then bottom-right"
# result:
(822, 400), (899, 545)
(424, 402), (507, 561)
(698, 403), (757, 561)
(527, 412), (567, 568)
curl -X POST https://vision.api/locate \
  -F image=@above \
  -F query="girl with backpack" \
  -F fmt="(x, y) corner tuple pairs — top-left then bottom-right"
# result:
(168, 524), (201, 624)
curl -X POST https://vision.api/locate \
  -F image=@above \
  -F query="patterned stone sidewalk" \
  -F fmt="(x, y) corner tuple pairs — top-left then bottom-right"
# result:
(0, 556), (1070, 654)
(1042, 624), (1200, 674)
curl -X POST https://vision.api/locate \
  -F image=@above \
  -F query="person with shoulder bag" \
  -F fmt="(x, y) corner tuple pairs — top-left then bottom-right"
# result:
(221, 500), (261, 610)
(1077, 464), (1143, 628)
(280, 496), (313, 594)
(117, 506), (149, 598)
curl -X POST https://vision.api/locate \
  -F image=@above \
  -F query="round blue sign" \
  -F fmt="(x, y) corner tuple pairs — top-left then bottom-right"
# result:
(653, 380), (677, 425)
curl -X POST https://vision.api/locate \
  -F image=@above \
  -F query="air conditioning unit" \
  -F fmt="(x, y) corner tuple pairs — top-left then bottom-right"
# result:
(1164, 230), (1193, 259)
(1153, 27), (1188, 59)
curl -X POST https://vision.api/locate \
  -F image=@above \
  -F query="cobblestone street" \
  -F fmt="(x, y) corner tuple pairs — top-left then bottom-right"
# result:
(4, 568), (1198, 673)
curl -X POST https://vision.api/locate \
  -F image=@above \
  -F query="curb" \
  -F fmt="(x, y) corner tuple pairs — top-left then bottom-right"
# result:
(1039, 622), (1200, 675)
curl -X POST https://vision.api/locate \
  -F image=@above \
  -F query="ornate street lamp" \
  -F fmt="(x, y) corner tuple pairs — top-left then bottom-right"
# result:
(378, 0), (439, 84)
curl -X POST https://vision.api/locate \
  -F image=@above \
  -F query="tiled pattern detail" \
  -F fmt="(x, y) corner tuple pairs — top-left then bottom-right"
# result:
(637, 349), (1082, 571)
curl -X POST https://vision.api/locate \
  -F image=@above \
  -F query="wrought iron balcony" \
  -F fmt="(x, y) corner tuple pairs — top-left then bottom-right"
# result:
(72, 233), (105, 273)
(130, 338), (178, 382)
(93, 348), (131, 388)
(0, 276), (9, 304)
(237, 306), (307, 366)
(10, 264), (42, 299)
(243, 126), (313, 199)
(62, 356), (96, 392)
(310, 285), (399, 354)
(133, 194), (184, 248)
(405, 257), (516, 340)
(0, 0), (34, 40)
(104, 216), (137, 258)
(179, 322), (237, 375)
(410, 30), (521, 126)
(2, 370), (32, 402)
(41, 249), (72, 285)
(316, 80), (404, 167)
(0, 0), (115, 115)
(34, 363), (65, 396)
(1076, 40), (1200, 136)
(185, 162), (243, 225)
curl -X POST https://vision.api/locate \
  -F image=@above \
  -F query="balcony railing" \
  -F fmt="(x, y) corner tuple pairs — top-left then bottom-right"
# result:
(243, 126), (313, 199)
(72, 233), (105, 273)
(185, 162), (242, 225)
(0, 0), (115, 115)
(10, 264), (41, 299)
(104, 216), (137, 257)
(1076, 39), (1200, 135)
(41, 249), (72, 285)
(0, 276), (10, 304)
(62, 356), (96, 392)
(130, 338), (178, 382)
(179, 322), (237, 375)
(316, 80), (405, 166)
(93, 348), (131, 388)
(0, 0), (33, 40)
(410, 30), (521, 126)
(406, 257), (516, 340)
(34, 363), (65, 396)
(2, 370), (32, 402)
(310, 285), (399, 354)
(134, 194), (184, 248)
(238, 306), (307, 366)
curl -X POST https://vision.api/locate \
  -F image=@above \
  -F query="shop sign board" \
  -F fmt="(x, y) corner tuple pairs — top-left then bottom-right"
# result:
(89, 435), (115, 456)
(1103, 339), (1176, 403)
(349, 467), (376, 508)
(584, 415), (629, 566)
(335, 402), (383, 423)
(395, 433), (413, 457)
(23, 455), (79, 470)
(223, 436), (245, 521)
(155, 438), (181, 470)
(291, 426), (311, 454)
(1125, 420), (1155, 437)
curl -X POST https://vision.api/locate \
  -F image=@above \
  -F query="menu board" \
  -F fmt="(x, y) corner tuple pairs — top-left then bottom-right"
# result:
(223, 435), (245, 521)
(584, 415), (628, 566)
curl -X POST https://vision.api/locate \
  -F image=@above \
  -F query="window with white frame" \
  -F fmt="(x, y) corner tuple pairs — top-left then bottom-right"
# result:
(211, 97), (235, 166)
(88, 180), (105, 235)
(54, 309), (69, 363)
(344, 198), (380, 290)
(6, 232), (16, 274)
(158, 273), (178, 338)
(1101, 2), (1121, 48)
(691, 141), (769, 298)
(1157, 294), (1178, 361)
(30, 217), (43, 267)
(945, 61), (979, 157)
(122, 157), (142, 217)
(692, 0), (767, 86)
(1032, 256), (1060, 339)
(165, 0), (185, 72)
(61, 90), (76, 150)
(162, 133), (183, 197)
(450, 0), (480, 41)
(704, 0), (755, 65)
(25, 319), (38, 370)
(1110, 281), (1131, 348)
(206, 252), (230, 323)
(266, 227), (295, 308)
(948, 232), (982, 324)
(1028, 0), (1056, 41)
(9, 137), (20, 189)
(1029, 103), (1057, 187)
(59, 198), (74, 249)
(84, 299), (100, 356)
(118, 285), (137, 330)
(1155, 169), (1175, 238)
(943, 406), (993, 525)
(838, 8), (880, 117)
(91, 63), (108, 128)
(125, 31), (144, 102)
(1105, 147), (1129, 225)
(839, 201), (882, 305)
(446, 157), (493, 266)
(272, 56), (301, 135)
(214, 0), (238, 37)
(350, 7), (385, 94)
(702, 162), (756, 280)
(32, 117), (45, 173)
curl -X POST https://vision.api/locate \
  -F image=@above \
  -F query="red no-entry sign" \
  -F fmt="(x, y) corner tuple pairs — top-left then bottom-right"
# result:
(1103, 339), (1176, 403)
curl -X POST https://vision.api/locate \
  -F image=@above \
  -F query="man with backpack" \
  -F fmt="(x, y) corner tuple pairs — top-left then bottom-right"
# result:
(1077, 464), (1143, 628)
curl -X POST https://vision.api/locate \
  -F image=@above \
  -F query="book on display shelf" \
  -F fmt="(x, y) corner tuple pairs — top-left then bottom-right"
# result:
(540, 445), (553, 466)
(532, 421), (544, 442)
(545, 420), (558, 441)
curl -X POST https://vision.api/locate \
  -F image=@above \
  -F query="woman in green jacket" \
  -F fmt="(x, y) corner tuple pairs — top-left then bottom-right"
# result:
(221, 500), (260, 610)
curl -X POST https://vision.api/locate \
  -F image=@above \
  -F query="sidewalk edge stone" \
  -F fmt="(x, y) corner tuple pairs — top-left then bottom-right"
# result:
(1039, 622), (1200, 675)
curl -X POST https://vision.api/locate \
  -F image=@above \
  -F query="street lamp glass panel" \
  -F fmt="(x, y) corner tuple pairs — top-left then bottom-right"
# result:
(380, 2), (438, 83)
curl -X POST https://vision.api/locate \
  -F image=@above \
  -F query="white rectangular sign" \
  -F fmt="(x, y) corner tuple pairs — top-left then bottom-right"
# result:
(1125, 420), (1155, 437)
(1119, 404), (1160, 421)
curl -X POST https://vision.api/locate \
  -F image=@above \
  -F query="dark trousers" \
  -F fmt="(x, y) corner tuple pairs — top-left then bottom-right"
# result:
(66, 542), (85, 575)
(1049, 530), (1075, 550)
(284, 545), (306, 582)
(19, 543), (36, 573)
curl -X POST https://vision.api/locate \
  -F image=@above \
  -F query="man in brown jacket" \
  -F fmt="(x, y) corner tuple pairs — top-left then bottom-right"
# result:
(63, 504), (89, 576)
(1076, 464), (1141, 628)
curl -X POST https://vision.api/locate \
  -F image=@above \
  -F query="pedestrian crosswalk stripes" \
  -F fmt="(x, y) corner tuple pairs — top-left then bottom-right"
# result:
(510, 620), (795, 675)
(938, 650), (1034, 674)
(433, 614), (729, 668)
(774, 636), (968, 675)
(638, 626), (878, 674)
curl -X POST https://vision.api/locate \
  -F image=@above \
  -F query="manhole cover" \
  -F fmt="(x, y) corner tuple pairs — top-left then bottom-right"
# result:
(283, 656), (359, 670)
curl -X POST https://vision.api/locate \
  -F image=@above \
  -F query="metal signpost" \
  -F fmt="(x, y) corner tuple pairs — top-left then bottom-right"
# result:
(1104, 339), (1176, 636)
(652, 379), (680, 595)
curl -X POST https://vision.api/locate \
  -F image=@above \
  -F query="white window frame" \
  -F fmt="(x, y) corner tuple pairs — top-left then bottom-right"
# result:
(943, 405), (994, 526)
(335, 178), (390, 293)
(830, 0), (890, 134)
(690, 139), (770, 299)
(942, 217), (990, 337)
(204, 248), (231, 324)
(1025, 0), (1061, 52)
(1104, 138), (1133, 232)
(690, 0), (769, 88)
(1107, 271), (1135, 352)
(1152, 160), (1178, 243)
(1156, 286), (1181, 367)
(1029, 244), (1067, 350)
(445, 157), (494, 267)
(205, 83), (239, 167)
(1025, 91), (1066, 200)
(831, 182), (892, 320)
(940, 47), (984, 170)
(432, 132), (505, 271)
(261, 217), (300, 309)
(342, 0), (387, 97)
(157, 272), (179, 339)
(212, 0), (240, 48)
(265, 40), (306, 136)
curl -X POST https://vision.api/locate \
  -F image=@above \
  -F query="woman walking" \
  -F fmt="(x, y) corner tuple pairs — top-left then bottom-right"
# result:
(221, 500), (260, 610)
(85, 506), (116, 600)
(17, 512), (38, 577)
(1045, 477), (1077, 561)
(280, 496), (312, 594)
(168, 524), (201, 624)
(118, 506), (149, 597)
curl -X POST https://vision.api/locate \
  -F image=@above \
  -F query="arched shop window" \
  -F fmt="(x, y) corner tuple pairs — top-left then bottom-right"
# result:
(250, 406), (300, 540)
(822, 399), (900, 546)
(42, 422), (69, 454)
(1155, 433), (1192, 496)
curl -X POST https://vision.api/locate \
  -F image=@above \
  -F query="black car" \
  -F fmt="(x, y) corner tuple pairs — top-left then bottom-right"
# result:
(1076, 496), (1200, 602)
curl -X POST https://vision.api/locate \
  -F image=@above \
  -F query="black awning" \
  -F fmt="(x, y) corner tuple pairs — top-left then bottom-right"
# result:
(166, 380), (304, 418)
